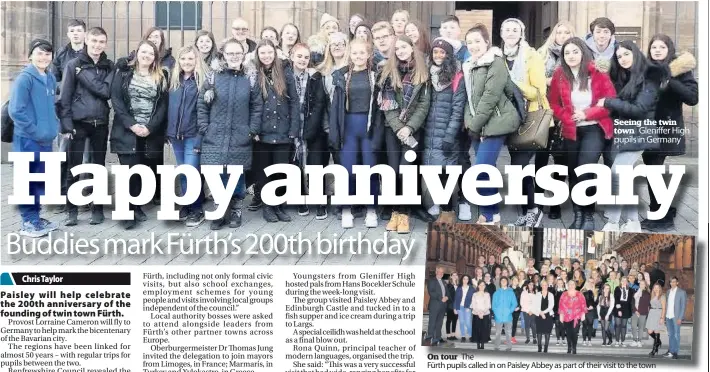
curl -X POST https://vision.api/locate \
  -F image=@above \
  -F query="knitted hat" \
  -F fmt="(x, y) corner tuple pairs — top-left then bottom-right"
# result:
(431, 38), (454, 56)
(28, 39), (53, 57)
(320, 13), (340, 29)
(501, 18), (526, 41)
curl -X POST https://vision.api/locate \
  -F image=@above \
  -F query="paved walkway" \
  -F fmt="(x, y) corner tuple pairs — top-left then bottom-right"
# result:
(0, 150), (698, 266)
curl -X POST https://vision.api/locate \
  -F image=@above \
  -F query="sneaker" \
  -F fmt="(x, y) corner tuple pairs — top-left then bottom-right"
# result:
(386, 212), (400, 231)
(179, 206), (190, 221)
(64, 212), (79, 227)
(428, 204), (441, 217)
(134, 207), (148, 222)
(556, 340), (560, 346)
(621, 220), (642, 232)
(458, 203), (472, 221)
(476, 214), (501, 225)
(397, 214), (410, 234)
(342, 208), (354, 229)
(364, 208), (378, 228)
(248, 194), (263, 211)
(614, 342), (620, 347)
(19, 220), (50, 238)
(186, 210), (205, 227)
(246, 184), (255, 196)
(602, 222), (620, 231)
(39, 218), (58, 232)
(315, 206), (328, 220)
(89, 205), (105, 225)
(637, 341), (643, 348)
(509, 214), (527, 227)
(511, 337), (517, 344)
(525, 209), (543, 227)
(298, 205), (310, 216)
(622, 342), (627, 347)
(562, 339), (566, 345)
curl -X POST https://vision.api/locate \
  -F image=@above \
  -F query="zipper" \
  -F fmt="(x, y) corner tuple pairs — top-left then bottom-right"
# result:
(176, 84), (187, 140)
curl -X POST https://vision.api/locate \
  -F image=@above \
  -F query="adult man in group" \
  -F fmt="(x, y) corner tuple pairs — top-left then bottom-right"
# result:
(620, 259), (630, 277)
(486, 254), (499, 275)
(649, 261), (666, 288)
(231, 18), (257, 53)
(59, 27), (115, 226)
(426, 266), (448, 346)
(663, 277), (686, 359)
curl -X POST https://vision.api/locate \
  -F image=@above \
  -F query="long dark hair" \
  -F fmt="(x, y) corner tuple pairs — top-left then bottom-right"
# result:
(279, 23), (301, 49)
(406, 20), (432, 55)
(647, 33), (676, 65)
(429, 42), (459, 85)
(195, 30), (218, 62)
(560, 37), (593, 91)
(254, 39), (287, 99)
(609, 40), (648, 100)
(142, 27), (167, 58)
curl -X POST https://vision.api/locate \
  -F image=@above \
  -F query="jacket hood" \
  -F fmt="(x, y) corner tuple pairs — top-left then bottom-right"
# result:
(463, 47), (503, 69)
(670, 52), (696, 77)
(643, 61), (666, 83)
(77, 50), (113, 68)
(22, 64), (52, 82)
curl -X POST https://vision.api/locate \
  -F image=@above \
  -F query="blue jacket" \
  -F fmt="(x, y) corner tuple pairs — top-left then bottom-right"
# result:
(167, 73), (199, 139)
(492, 287), (518, 323)
(456, 46), (470, 63)
(9, 65), (59, 145)
(454, 285), (475, 309)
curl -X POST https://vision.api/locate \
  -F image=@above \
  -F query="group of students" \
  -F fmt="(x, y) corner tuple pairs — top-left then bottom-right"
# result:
(427, 254), (687, 359)
(8, 11), (698, 238)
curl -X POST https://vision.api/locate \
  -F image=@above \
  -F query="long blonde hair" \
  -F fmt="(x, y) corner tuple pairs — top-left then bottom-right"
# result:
(170, 46), (207, 91)
(317, 32), (349, 75)
(538, 21), (576, 61)
(378, 35), (429, 88)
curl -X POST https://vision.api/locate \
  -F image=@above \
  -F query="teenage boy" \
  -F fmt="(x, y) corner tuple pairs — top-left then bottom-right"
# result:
(52, 19), (88, 214)
(585, 17), (618, 66)
(438, 15), (470, 63)
(371, 21), (395, 67)
(59, 27), (115, 226)
(9, 39), (60, 237)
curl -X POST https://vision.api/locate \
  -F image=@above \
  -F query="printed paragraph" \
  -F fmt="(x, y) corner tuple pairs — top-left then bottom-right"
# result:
(0, 289), (132, 372)
(141, 272), (275, 372)
(283, 272), (418, 372)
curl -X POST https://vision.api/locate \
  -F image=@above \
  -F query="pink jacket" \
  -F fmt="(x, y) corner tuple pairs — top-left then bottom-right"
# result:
(559, 291), (587, 327)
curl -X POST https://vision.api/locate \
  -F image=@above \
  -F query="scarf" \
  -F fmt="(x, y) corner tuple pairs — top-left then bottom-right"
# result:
(545, 43), (562, 78)
(585, 34), (617, 61)
(378, 60), (415, 114)
(503, 40), (529, 84)
(430, 65), (452, 92)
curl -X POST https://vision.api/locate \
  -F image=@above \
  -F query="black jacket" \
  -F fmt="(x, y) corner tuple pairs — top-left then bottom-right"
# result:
(109, 59), (169, 157)
(119, 48), (176, 75)
(613, 286), (634, 319)
(167, 73), (199, 139)
(584, 289), (598, 318)
(328, 66), (384, 151)
(651, 53), (699, 156)
(59, 50), (115, 133)
(604, 63), (664, 152)
(302, 70), (329, 141)
(52, 43), (83, 85)
(446, 283), (457, 310)
(255, 67), (300, 144)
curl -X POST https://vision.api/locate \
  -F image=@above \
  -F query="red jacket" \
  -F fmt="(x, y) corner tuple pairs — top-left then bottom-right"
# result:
(548, 62), (616, 141)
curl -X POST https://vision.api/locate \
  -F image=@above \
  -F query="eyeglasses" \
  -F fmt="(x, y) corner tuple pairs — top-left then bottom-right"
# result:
(224, 52), (244, 57)
(373, 35), (392, 42)
(232, 27), (248, 32)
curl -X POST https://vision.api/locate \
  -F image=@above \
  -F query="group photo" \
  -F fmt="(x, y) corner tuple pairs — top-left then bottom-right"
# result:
(0, 1), (700, 261)
(422, 221), (697, 359)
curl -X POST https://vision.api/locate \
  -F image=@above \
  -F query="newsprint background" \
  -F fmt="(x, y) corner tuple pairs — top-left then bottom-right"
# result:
(0, 1), (708, 372)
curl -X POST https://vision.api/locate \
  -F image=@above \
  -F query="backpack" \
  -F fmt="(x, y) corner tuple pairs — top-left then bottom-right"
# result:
(1, 71), (32, 143)
(1, 100), (13, 143)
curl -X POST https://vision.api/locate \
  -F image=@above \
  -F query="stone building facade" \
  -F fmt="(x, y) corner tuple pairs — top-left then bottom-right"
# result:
(1, 1), (700, 160)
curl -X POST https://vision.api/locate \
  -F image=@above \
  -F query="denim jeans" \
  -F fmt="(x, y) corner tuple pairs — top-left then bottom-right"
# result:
(665, 317), (681, 354)
(471, 135), (507, 219)
(220, 170), (246, 200)
(13, 135), (52, 224)
(606, 150), (643, 223)
(458, 307), (472, 338)
(170, 136), (203, 210)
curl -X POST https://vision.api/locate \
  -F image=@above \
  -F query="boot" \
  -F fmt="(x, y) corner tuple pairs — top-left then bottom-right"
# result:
(65, 208), (78, 226)
(274, 205), (292, 222)
(386, 212), (400, 231)
(648, 333), (658, 356)
(568, 205), (583, 229)
(655, 332), (662, 350)
(544, 334), (550, 352)
(579, 210), (595, 230)
(567, 341), (572, 354)
(229, 199), (243, 228)
(548, 205), (561, 220)
(263, 206), (279, 223)
(89, 204), (104, 225)
(537, 333), (543, 352)
(436, 211), (456, 225)
(397, 214), (411, 234)
(572, 337), (577, 354)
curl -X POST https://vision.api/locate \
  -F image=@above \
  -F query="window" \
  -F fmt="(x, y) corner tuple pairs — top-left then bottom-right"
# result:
(155, 1), (202, 30)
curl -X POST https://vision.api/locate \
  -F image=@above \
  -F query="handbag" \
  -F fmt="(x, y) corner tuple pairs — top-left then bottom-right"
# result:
(1, 100), (13, 143)
(507, 88), (554, 151)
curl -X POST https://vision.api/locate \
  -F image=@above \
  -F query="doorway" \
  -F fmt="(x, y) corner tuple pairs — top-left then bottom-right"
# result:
(455, 1), (557, 48)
